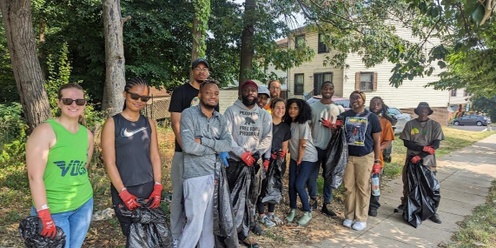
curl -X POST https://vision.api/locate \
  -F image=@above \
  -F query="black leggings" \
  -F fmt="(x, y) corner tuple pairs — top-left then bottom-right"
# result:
(256, 177), (275, 214)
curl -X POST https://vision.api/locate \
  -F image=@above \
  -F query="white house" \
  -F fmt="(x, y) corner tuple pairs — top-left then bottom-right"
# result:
(281, 25), (467, 109)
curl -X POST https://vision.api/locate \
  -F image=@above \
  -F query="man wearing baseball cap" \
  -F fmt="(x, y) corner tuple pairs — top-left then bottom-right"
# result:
(224, 80), (273, 247)
(168, 58), (214, 246)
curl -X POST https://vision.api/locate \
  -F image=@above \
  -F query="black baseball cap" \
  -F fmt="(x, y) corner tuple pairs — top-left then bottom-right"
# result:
(191, 58), (209, 69)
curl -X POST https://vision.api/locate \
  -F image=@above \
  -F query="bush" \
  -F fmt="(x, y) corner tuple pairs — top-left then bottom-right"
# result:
(0, 102), (27, 166)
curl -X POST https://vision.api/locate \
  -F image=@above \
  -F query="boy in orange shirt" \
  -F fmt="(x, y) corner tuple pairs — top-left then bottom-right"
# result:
(368, 97), (395, 217)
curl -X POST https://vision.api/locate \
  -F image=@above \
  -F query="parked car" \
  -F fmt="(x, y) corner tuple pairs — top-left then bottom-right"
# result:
(306, 95), (351, 110)
(387, 107), (411, 134)
(452, 114), (490, 126)
(382, 107), (411, 163)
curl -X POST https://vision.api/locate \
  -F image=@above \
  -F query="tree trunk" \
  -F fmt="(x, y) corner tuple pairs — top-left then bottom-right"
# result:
(239, 0), (256, 85)
(0, 0), (51, 133)
(102, 0), (127, 116)
(190, 0), (210, 82)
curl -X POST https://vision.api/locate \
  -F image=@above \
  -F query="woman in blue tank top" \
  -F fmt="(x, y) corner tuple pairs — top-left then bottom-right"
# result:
(101, 78), (163, 244)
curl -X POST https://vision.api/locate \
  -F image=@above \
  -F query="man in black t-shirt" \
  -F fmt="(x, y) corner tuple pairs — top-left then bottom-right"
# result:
(168, 58), (210, 245)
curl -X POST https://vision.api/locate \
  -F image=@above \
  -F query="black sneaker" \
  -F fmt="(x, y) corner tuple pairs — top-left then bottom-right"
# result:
(429, 213), (442, 224)
(251, 223), (265, 236)
(310, 199), (318, 211)
(368, 208), (378, 217)
(321, 204), (337, 217)
(394, 204), (404, 213)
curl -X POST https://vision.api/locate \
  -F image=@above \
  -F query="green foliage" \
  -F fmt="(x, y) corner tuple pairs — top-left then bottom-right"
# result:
(0, 103), (26, 146)
(0, 19), (18, 103)
(471, 96), (496, 122)
(45, 42), (72, 116)
(193, 0), (211, 58)
(0, 103), (27, 166)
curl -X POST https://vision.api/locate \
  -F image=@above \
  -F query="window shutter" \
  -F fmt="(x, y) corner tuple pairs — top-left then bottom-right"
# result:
(355, 72), (360, 90)
(373, 72), (378, 91)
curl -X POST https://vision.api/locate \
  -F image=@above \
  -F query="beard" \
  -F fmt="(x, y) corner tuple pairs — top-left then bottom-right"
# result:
(201, 99), (218, 110)
(242, 95), (258, 107)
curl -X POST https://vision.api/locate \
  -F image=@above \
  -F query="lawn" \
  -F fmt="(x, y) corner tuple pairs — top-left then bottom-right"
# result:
(0, 126), (494, 247)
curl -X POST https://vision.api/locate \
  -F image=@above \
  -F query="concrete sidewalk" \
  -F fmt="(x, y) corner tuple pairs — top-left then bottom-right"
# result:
(302, 134), (496, 248)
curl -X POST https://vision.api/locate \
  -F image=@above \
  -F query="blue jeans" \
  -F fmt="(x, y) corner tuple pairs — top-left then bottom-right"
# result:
(31, 198), (93, 248)
(289, 159), (314, 212)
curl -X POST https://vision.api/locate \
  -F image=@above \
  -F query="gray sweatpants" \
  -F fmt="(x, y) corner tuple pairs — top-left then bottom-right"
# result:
(170, 152), (185, 240)
(179, 174), (215, 248)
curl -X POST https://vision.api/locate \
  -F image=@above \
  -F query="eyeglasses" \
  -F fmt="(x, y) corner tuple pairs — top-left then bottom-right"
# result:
(127, 91), (151, 102)
(194, 67), (209, 72)
(61, 98), (86, 106)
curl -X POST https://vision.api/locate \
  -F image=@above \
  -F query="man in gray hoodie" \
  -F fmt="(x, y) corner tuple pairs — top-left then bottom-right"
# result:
(179, 80), (233, 247)
(224, 80), (272, 248)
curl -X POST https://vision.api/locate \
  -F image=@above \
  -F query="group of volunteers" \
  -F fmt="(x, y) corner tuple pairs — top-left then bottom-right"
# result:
(25, 58), (444, 248)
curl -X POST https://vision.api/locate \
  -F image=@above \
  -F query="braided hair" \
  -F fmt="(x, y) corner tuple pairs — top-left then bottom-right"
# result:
(370, 96), (396, 125)
(123, 77), (150, 110)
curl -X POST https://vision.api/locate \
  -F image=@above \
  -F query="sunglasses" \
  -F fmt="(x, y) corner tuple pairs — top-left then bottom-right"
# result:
(127, 91), (151, 102)
(61, 98), (86, 106)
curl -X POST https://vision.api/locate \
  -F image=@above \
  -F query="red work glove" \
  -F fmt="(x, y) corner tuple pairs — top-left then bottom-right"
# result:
(278, 150), (287, 159)
(37, 208), (56, 238)
(147, 182), (163, 209)
(423, 146), (435, 155)
(320, 118), (333, 128)
(240, 151), (256, 166)
(263, 160), (270, 171)
(411, 155), (422, 164)
(333, 119), (343, 129)
(119, 188), (140, 210)
(372, 162), (381, 174)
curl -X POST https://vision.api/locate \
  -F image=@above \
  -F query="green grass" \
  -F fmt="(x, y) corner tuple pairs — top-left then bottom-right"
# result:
(444, 181), (496, 247)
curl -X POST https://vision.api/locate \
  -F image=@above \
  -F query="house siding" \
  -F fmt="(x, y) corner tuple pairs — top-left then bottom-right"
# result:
(219, 89), (239, 114)
(284, 23), (462, 109)
(287, 31), (345, 98)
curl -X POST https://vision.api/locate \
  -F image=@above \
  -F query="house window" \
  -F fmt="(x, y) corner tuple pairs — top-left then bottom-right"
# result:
(295, 35), (305, 49)
(451, 89), (457, 97)
(294, 73), (304, 95)
(463, 89), (468, 97)
(313, 72), (332, 95)
(318, 34), (329, 53)
(355, 72), (377, 92)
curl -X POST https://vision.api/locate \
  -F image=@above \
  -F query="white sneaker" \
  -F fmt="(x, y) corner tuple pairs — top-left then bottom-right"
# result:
(343, 219), (353, 228)
(352, 221), (367, 231)
(259, 215), (276, 228)
(268, 214), (283, 225)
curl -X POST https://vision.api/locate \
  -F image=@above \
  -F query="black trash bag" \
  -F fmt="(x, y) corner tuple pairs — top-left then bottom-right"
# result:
(115, 204), (173, 248)
(213, 159), (239, 248)
(249, 159), (265, 205)
(262, 155), (285, 204)
(18, 216), (66, 248)
(226, 164), (252, 237)
(324, 126), (348, 189)
(225, 153), (261, 238)
(403, 157), (441, 228)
